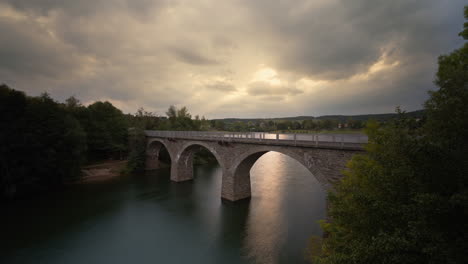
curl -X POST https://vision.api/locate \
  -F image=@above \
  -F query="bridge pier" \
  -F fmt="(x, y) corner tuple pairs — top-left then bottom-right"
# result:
(221, 170), (251, 201)
(170, 152), (195, 182)
(221, 152), (266, 201)
(146, 142), (162, 170)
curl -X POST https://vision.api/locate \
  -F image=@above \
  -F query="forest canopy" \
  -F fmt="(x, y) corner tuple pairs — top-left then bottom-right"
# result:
(310, 7), (468, 264)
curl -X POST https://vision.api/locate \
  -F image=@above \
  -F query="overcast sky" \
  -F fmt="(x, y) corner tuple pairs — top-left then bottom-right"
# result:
(0, 0), (466, 118)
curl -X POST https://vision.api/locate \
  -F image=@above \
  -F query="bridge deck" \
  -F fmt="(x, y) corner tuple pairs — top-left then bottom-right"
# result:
(145, 130), (367, 150)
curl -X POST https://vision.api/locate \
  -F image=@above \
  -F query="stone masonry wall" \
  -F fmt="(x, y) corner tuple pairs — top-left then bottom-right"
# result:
(146, 137), (363, 201)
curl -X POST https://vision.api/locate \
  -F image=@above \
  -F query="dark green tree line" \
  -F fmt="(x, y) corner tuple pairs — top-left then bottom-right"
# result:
(1, 87), (130, 199)
(65, 98), (128, 162)
(0, 86), (87, 198)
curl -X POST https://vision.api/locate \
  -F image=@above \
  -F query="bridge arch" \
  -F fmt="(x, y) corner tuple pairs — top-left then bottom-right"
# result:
(171, 141), (223, 182)
(146, 139), (173, 170)
(178, 141), (223, 167)
(221, 146), (330, 201)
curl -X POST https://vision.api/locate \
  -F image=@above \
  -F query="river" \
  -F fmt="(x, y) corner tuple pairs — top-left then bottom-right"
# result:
(1, 152), (327, 264)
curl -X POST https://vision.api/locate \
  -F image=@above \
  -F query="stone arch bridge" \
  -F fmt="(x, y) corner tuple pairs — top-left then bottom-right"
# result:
(145, 130), (366, 201)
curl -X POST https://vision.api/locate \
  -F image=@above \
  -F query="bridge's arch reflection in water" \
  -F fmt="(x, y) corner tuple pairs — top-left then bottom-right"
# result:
(163, 150), (326, 264)
(245, 151), (326, 263)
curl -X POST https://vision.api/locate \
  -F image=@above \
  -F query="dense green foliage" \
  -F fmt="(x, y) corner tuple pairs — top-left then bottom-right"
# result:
(0, 87), (130, 199)
(66, 98), (128, 161)
(126, 128), (148, 173)
(84, 102), (128, 160)
(0, 86), (87, 197)
(312, 9), (468, 264)
(459, 6), (468, 40)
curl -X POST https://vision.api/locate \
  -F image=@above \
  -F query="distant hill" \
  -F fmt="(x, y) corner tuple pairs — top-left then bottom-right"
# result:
(215, 110), (425, 123)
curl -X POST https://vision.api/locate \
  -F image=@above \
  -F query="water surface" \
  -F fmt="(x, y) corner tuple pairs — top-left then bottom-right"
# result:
(1, 152), (326, 264)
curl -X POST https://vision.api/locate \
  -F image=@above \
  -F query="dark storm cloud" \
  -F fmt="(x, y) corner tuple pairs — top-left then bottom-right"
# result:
(0, 0), (466, 117)
(0, 15), (80, 78)
(3, 0), (108, 16)
(3, 0), (169, 17)
(296, 55), (437, 115)
(204, 81), (236, 92)
(242, 0), (466, 81)
(170, 46), (219, 65)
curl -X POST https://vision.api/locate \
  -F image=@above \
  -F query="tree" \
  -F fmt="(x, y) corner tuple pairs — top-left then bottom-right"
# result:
(24, 94), (87, 185)
(65, 96), (82, 108)
(303, 120), (317, 130)
(85, 101), (128, 160)
(1, 86), (87, 198)
(163, 105), (197, 131)
(214, 120), (225, 131)
(276, 121), (288, 130)
(232, 121), (248, 132)
(292, 121), (302, 130)
(166, 105), (177, 119)
(459, 6), (468, 40)
(317, 119), (336, 130)
(126, 128), (147, 173)
(129, 107), (162, 130)
(166, 105), (177, 128)
(311, 8), (468, 264)
(424, 41), (468, 155)
(0, 85), (27, 196)
(347, 119), (364, 129)
(177, 106), (191, 119)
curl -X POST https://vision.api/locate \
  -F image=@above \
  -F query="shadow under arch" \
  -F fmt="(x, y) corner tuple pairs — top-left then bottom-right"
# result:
(171, 141), (223, 182)
(146, 139), (172, 170)
(179, 141), (224, 167)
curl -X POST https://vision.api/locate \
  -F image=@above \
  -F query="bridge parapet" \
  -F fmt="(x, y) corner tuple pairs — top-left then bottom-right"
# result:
(144, 130), (367, 150)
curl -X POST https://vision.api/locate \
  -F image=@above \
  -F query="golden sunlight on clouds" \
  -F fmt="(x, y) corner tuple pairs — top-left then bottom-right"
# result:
(296, 78), (327, 94)
(351, 54), (401, 81)
(252, 67), (281, 85)
(0, 0), (464, 117)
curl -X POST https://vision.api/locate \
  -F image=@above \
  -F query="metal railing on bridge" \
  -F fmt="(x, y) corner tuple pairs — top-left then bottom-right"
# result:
(144, 130), (367, 150)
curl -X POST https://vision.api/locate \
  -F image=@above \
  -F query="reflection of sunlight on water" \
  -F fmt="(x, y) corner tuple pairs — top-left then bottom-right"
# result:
(243, 152), (289, 264)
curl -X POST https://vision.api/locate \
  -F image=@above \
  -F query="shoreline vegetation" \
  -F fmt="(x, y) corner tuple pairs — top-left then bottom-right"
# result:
(308, 8), (468, 263)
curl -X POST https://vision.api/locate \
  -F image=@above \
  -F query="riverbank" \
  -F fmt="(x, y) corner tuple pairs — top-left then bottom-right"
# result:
(78, 160), (127, 183)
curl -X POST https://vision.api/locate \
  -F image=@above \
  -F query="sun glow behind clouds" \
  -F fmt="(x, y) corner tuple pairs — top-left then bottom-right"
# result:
(252, 67), (282, 85)
(0, 0), (464, 117)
